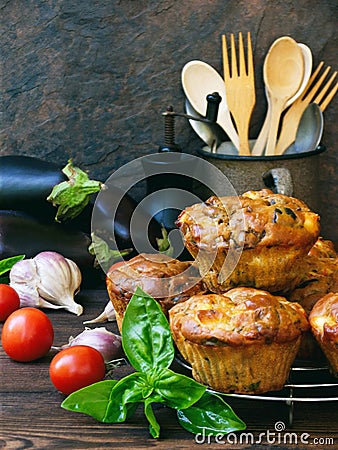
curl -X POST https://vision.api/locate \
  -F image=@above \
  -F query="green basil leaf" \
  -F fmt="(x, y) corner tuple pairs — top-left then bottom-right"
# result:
(177, 391), (246, 436)
(103, 372), (146, 422)
(144, 397), (161, 439)
(122, 287), (174, 372)
(154, 368), (206, 410)
(0, 255), (25, 276)
(61, 375), (143, 424)
(61, 380), (118, 421)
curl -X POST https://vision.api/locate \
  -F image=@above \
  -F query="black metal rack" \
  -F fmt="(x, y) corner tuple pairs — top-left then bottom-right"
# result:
(176, 356), (338, 426)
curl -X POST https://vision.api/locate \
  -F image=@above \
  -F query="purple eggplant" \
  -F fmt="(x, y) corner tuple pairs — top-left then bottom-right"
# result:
(0, 155), (68, 222)
(0, 155), (163, 250)
(0, 210), (102, 287)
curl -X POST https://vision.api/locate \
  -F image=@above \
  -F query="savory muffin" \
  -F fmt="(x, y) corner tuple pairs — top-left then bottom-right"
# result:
(176, 189), (320, 293)
(309, 292), (338, 376)
(308, 237), (337, 259)
(288, 242), (337, 362)
(288, 256), (338, 315)
(106, 253), (206, 331)
(169, 287), (309, 394)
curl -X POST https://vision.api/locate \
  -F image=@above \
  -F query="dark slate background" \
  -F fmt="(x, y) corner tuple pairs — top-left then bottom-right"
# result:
(1, 0), (337, 240)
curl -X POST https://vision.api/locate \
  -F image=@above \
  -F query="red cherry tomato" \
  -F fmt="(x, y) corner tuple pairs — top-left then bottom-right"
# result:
(1, 307), (54, 362)
(49, 345), (106, 395)
(0, 284), (20, 321)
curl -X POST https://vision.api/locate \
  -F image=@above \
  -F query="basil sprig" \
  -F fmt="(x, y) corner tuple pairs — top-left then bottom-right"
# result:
(61, 287), (246, 438)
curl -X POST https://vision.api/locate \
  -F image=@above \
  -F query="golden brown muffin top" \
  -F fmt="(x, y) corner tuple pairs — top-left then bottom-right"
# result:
(169, 287), (309, 346)
(288, 256), (338, 314)
(106, 253), (205, 301)
(176, 189), (320, 250)
(309, 293), (338, 344)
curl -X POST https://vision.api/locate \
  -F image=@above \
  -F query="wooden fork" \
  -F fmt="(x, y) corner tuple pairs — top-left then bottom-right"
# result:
(275, 62), (338, 155)
(222, 32), (256, 156)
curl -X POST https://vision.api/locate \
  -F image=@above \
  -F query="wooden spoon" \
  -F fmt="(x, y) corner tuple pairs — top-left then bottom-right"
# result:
(252, 42), (312, 156)
(181, 60), (240, 150)
(264, 37), (304, 156)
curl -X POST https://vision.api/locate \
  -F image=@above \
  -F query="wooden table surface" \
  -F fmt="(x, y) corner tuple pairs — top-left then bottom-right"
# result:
(1, 289), (338, 450)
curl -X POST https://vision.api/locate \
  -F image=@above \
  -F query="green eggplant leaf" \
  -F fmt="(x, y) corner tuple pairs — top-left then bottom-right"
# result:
(47, 159), (103, 222)
(177, 391), (246, 436)
(156, 227), (174, 256)
(88, 232), (132, 271)
(121, 287), (175, 373)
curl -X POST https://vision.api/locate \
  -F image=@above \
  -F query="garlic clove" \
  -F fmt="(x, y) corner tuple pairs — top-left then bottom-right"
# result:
(83, 300), (116, 324)
(9, 259), (40, 307)
(58, 327), (123, 362)
(33, 251), (83, 316)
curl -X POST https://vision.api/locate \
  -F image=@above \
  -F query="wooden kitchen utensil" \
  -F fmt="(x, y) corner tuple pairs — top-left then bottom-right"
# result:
(263, 36), (304, 156)
(222, 32), (256, 156)
(275, 62), (337, 155)
(252, 42), (312, 157)
(181, 60), (240, 150)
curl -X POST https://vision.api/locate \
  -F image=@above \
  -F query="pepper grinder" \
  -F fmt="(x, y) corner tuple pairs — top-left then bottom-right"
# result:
(142, 106), (194, 231)
(158, 105), (182, 153)
(142, 95), (222, 231)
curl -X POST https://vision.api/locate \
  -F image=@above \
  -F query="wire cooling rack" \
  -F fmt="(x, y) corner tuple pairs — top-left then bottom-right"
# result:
(175, 355), (338, 426)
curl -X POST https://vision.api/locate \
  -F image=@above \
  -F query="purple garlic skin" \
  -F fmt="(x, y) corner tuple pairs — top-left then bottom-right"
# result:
(61, 327), (123, 362)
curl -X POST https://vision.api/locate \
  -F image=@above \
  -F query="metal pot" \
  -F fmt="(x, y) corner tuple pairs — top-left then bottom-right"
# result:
(197, 144), (326, 212)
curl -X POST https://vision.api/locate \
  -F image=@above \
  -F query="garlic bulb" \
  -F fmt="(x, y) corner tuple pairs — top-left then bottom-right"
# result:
(83, 300), (116, 324)
(57, 327), (123, 362)
(10, 251), (83, 315)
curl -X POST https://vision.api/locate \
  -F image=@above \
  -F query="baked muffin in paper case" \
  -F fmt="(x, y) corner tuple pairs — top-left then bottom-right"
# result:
(169, 287), (309, 394)
(176, 189), (320, 294)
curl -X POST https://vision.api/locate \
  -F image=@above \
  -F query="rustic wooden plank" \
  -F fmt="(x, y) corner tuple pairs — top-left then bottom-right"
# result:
(1, 290), (338, 449)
